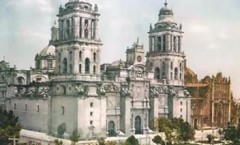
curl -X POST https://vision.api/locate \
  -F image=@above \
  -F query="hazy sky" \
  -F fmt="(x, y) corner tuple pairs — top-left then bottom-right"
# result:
(0, 0), (240, 98)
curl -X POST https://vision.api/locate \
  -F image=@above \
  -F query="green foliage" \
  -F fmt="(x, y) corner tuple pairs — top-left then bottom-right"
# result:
(178, 122), (195, 142)
(98, 137), (106, 145)
(57, 123), (66, 138)
(0, 110), (21, 144)
(54, 139), (63, 145)
(69, 129), (80, 145)
(206, 134), (215, 143)
(223, 122), (240, 143)
(106, 141), (117, 145)
(152, 135), (165, 145)
(125, 135), (139, 145)
(156, 117), (195, 144)
(157, 117), (172, 132)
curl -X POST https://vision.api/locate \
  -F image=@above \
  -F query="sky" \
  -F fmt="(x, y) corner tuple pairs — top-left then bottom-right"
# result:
(0, 0), (240, 98)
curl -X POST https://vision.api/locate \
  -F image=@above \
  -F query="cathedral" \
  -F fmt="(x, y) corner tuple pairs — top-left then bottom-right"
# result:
(0, 0), (191, 139)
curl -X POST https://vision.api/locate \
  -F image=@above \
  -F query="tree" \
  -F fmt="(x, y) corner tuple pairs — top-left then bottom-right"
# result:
(69, 129), (80, 145)
(178, 122), (195, 143)
(157, 117), (172, 132)
(54, 139), (63, 145)
(223, 122), (240, 144)
(152, 135), (165, 145)
(98, 138), (106, 145)
(206, 134), (215, 143)
(125, 135), (139, 145)
(0, 110), (21, 145)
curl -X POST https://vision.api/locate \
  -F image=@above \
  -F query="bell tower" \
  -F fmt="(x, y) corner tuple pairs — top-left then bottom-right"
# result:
(53, 0), (102, 81)
(147, 1), (185, 86)
(126, 38), (145, 66)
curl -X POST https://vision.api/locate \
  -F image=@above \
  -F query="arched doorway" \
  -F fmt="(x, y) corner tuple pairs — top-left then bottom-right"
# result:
(135, 116), (142, 134)
(194, 118), (198, 129)
(108, 121), (116, 137)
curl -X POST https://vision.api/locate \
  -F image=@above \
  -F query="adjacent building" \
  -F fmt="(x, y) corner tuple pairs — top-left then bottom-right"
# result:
(185, 67), (232, 128)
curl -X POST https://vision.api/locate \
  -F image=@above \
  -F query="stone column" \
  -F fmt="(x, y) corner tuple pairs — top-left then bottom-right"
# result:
(149, 36), (152, 52)
(178, 36), (182, 52)
(170, 35), (172, 51)
(151, 37), (155, 52)
(72, 48), (79, 74)
(79, 17), (82, 39)
(81, 18), (85, 39)
(166, 34), (170, 52)
(73, 17), (79, 39)
(58, 20), (62, 40)
(176, 36), (179, 53)
(95, 19), (99, 39)
(154, 36), (158, 52)
(89, 19), (92, 40)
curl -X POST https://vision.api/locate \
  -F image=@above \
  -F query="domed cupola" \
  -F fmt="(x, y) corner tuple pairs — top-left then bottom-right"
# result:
(39, 45), (55, 57)
(35, 45), (56, 72)
(158, 2), (174, 23)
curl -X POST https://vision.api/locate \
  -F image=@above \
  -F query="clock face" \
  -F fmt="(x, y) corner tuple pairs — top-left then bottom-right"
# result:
(137, 55), (142, 62)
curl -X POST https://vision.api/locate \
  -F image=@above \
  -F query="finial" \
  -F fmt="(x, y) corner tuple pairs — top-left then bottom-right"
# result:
(137, 37), (139, 44)
(164, 0), (168, 7)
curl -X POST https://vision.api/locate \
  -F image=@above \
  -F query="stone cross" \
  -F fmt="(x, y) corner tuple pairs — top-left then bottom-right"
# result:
(8, 136), (19, 145)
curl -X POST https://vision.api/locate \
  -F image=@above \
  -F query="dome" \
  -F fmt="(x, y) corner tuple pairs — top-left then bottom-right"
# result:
(39, 45), (55, 56)
(69, 0), (89, 3)
(158, 3), (174, 23)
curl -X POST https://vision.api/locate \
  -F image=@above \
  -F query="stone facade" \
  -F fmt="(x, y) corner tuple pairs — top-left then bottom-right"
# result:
(0, 0), (191, 139)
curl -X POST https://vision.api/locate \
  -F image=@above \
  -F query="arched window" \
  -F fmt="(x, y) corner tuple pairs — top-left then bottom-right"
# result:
(79, 51), (82, 61)
(174, 67), (178, 80)
(59, 65), (61, 73)
(108, 121), (116, 137)
(63, 58), (68, 74)
(162, 61), (165, 71)
(85, 58), (90, 74)
(135, 116), (142, 134)
(154, 67), (160, 80)
(17, 77), (25, 85)
(93, 65), (96, 74)
(47, 59), (53, 68)
(58, 52), (61, 62)
(180, 62), (182, 71)
(69, 51), (72, 61)
(79, 64), (82, 73)
(93, 52), (97, 62)
(35, 57), (40, 69)
(69, 64), (72, 74)
(63, 86), (67, 95)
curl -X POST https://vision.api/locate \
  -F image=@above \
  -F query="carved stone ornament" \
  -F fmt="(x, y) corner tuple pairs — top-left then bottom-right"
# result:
(75, 84), (88, 95)
(97, 85), (106, 96)
(103, 83), (119, 93)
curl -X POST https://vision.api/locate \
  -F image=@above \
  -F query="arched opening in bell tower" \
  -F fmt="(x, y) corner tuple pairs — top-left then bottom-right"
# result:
(155, 67), (160, 80)
(85, 58), (90, 74)
(63, 58), (68, 74)
(174, 67), (178, 80)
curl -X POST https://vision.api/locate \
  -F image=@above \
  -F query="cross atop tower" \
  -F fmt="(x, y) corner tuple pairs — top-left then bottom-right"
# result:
(164, 0), (168, 7)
